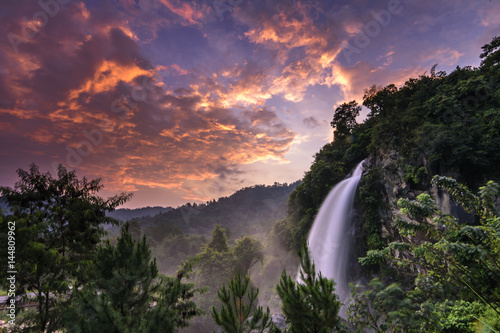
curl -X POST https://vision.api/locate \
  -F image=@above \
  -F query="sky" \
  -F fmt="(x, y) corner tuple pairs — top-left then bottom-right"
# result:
(0, 0), (498, 208)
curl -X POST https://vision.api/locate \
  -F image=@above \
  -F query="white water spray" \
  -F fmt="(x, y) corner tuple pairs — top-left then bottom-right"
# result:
(306, 160), (364, 315)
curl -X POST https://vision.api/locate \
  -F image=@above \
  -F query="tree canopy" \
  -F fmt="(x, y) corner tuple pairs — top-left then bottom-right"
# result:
(0, 164), (130, 332)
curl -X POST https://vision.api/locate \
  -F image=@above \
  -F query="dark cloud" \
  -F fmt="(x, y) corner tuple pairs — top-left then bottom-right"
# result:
(303, 116), (321, 128)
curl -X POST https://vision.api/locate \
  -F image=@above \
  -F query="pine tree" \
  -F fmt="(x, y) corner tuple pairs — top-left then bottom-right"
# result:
(211, 271), (279, 333)
(63, 224), (203, 332)
(276, 242), (343, 333)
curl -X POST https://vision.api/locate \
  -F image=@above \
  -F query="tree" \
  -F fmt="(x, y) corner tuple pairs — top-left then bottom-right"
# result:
(211, 271), (278, 333)
(234, 236), (264, 274)
(0, 164), (130, 332)
(330, 100), (361, 140)
(194, 225), (234, 294)
(187, 225), (236, 331)
(276, 242), (344, 333)
(207, 225), (229, 252)
(63, 224), (202, 332)
(480, 35), (500, 69)
(362, 84), (398, 117)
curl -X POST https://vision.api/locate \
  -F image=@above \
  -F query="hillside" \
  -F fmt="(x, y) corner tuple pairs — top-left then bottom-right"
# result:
(106, 206), (173, 221)
(134, 181), (300, 240)
(111, 182), (300, 276)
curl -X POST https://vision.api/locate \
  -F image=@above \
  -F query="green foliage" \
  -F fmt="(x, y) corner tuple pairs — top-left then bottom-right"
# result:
(126, 183), (298, 283)
(0, 164), (131, 332)
(134, 182), (298, 241)
(359, 37), (500, 186)
(63, 224), (202, 332)
(347, 278), (440, 332)
(358, 177), (500, 325)
(193, 226), (234, 307)
(187, 226), (266, 331)
(473, 306), (500, 333)
(152, 233), (207, 276)
(207, 225), (229, 252)
(357, 166), (385, 253)
(126, 219), (142, 241)
(234, 236), (264, 274)
(211, 271), (278, 333)
(363, 84), (399, 118)
(480, 181), (500, 218)
(431, 176), (481, 214)
(437, 300), (487, 333)
(274, 35), (500, 268)
(268, 36), (500, 333)
(403, 164), (428, 186)
(276, 242), (344, 333)
(480, 36), (500, 69)
(331, 100), (361, 141)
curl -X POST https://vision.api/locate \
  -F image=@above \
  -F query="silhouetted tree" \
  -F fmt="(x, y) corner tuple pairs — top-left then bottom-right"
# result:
(480, 35), (500, 69)
(330, 100), (361, 140)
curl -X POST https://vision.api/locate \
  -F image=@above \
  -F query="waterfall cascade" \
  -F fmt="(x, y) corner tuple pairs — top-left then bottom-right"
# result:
(306, 160), (364, 315)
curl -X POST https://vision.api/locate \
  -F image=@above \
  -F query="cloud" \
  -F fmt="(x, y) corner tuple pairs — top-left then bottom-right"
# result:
(420, 48), (464, 67)
(303, 116), (322, 129)
(0, 0), (296, 202)
(158, 0), (207, 25)
(2, 0), (494, 206)
(233, 2), (345, 103)
(477, 2), (500, 28)
(331, 61), (424, 103)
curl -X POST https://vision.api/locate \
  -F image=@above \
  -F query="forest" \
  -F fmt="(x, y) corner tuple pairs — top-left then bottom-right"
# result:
(0, 36), (499, 332)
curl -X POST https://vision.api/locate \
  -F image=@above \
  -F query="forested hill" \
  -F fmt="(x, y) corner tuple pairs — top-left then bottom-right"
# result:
(130, 181), (300, 241)
(106, 206), (173, 221)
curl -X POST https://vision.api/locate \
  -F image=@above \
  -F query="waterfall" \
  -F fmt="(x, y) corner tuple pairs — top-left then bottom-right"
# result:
(306, 160), (364, 316)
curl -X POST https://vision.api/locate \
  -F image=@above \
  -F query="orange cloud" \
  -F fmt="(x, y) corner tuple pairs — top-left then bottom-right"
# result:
(158, 0), (204, 25)
(233, 4), (345, 103)
(344, 21), (363, 36)
(67, 60), (151, 100)
(28, 129), (56, 144)
(330, 61), (424, 103)
(48, 80), (296, 199)
(244, 10), (326, 51)
(0, 108), (41, 120)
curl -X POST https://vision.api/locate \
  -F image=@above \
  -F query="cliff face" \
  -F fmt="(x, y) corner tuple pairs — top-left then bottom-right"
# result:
(353, 149), (475, 268)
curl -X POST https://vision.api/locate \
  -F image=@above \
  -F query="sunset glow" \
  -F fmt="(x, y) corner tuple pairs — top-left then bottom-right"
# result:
(0, 0), (498, 208)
